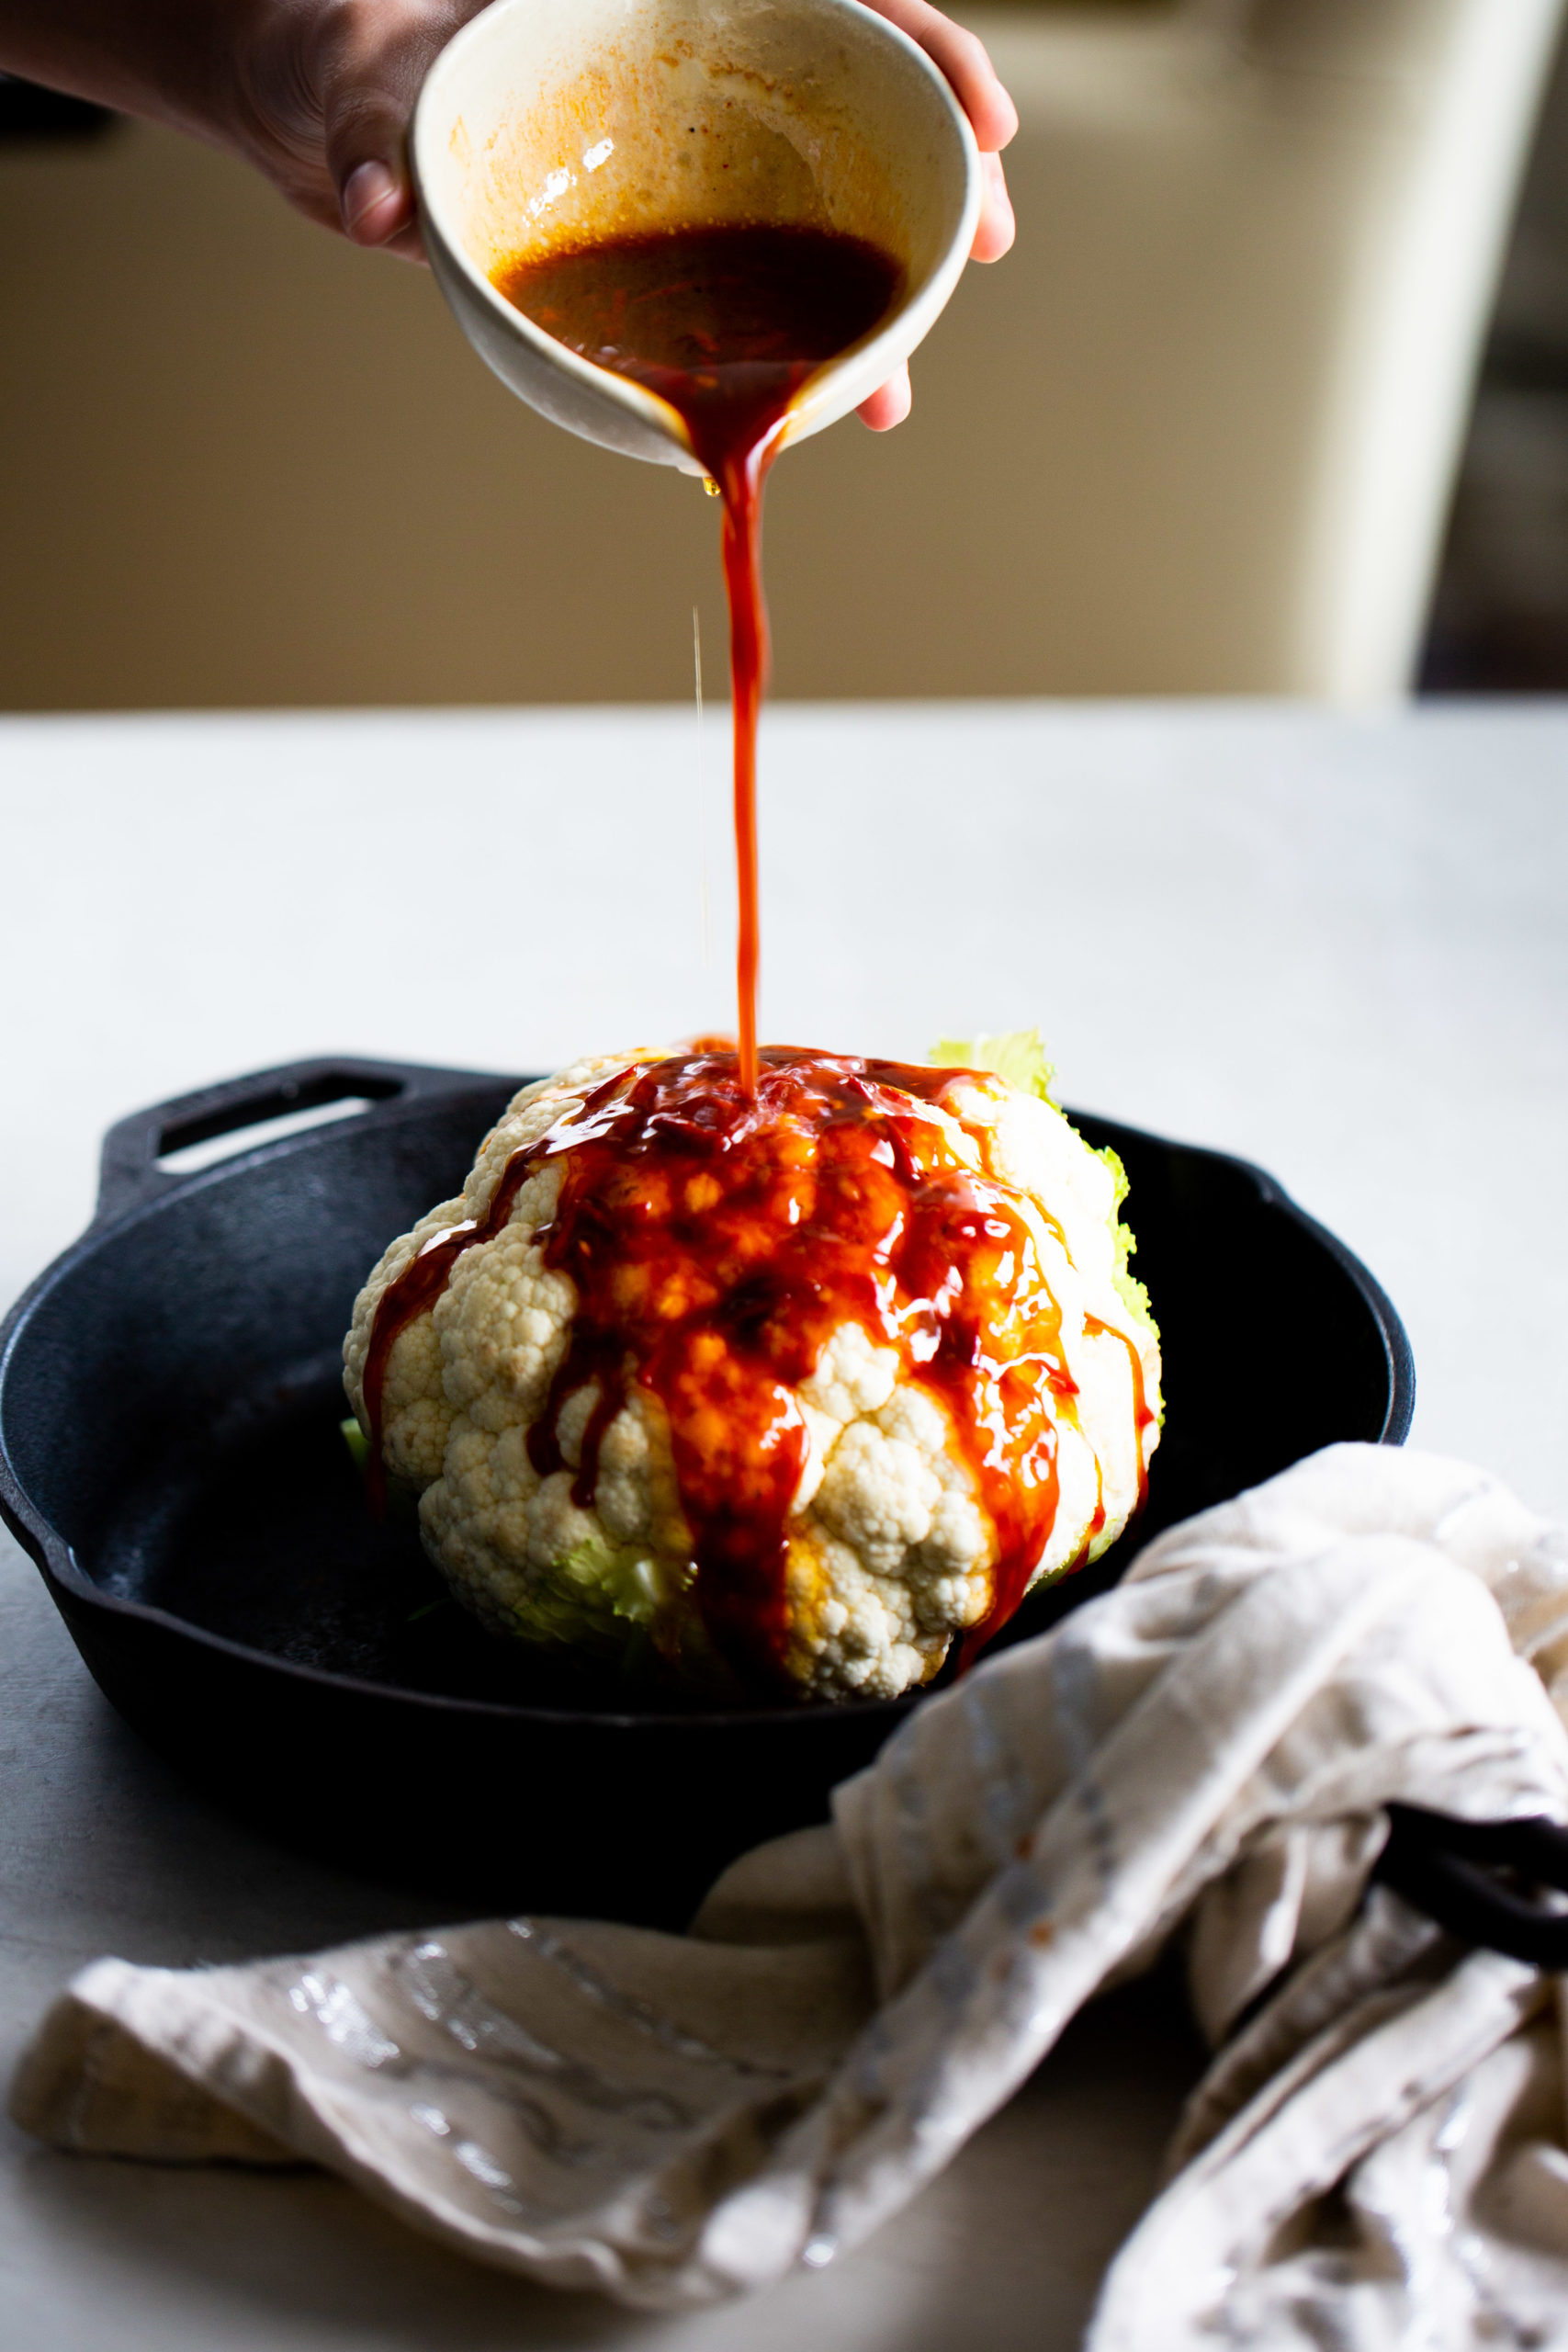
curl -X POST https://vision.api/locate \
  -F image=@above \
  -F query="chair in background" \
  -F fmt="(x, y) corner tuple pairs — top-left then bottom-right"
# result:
(944, 0), (1566, 696)
(0, 0), (1561, 705)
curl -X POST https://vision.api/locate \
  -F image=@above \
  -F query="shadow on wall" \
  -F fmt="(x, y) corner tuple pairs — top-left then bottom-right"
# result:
(0, 1), (1558, 708)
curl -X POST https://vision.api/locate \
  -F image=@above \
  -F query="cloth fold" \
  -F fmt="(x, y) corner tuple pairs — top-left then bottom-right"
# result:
(14, 1445), (1568, 2342)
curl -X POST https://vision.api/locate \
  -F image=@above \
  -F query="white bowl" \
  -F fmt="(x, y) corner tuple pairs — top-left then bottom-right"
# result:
(410, 0), (981, 476)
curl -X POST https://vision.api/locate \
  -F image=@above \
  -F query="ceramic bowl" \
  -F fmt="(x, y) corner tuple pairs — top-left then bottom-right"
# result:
(410, 0), (982, 475)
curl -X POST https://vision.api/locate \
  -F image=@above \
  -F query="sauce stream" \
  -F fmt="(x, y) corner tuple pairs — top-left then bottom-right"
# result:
(493, 226), (902, 1089)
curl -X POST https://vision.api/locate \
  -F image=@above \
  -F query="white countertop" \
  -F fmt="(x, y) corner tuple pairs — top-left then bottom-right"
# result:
(3, 697), (1566, 2348)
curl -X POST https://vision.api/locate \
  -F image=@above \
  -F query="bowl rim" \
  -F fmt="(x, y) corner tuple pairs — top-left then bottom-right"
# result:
(0, 1057), (1416, 1739)
(408, 0), (983, 465)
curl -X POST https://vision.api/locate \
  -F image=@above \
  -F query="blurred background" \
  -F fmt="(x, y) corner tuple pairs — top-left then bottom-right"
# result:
(3, 0), (1568, 710)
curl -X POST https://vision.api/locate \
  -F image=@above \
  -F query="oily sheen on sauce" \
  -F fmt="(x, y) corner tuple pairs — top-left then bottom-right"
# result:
(363, 1050), (1154, 1694)
(491, 224), (901, 1088)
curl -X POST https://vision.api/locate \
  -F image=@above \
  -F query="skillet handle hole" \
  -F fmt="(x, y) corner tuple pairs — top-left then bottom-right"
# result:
(94, 1059), (424, 1224)
(158, 1092), (386, 1174)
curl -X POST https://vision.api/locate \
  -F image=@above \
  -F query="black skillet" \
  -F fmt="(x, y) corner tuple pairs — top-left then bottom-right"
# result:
(5, 1052), (1538, 1949)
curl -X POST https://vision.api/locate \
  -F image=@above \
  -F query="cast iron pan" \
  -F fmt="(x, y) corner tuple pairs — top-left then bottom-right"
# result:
(0, 1055), (1429, 1930)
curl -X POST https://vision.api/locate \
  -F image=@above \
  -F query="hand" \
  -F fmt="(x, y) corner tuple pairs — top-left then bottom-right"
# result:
(851, 0), (1018, 430)
(225, 0), (483, 262)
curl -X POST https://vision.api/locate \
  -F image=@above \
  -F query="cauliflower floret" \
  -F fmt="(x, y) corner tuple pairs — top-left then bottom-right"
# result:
(344, 1038), (1162, 1703)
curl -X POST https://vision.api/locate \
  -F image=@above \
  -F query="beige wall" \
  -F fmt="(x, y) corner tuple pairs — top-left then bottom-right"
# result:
(0, 1), (1553, 708)
(0, 116), (730, 709)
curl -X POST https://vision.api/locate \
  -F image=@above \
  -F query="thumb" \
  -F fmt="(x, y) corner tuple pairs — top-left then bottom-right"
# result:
(320, 3), (475, 249)
(340, 156), (409, 245)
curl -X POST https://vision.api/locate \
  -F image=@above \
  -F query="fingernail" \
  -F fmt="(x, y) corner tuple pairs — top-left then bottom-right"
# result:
(342, 159), (400, 243)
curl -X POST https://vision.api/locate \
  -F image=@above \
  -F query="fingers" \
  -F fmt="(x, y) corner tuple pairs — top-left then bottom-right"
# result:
(972, 150), (1015, 263)
(861, 1), (1016, 287)
(857, 366), (913, 432)
(859, 0), (1018, 154)
(851, 1), (1016, 429)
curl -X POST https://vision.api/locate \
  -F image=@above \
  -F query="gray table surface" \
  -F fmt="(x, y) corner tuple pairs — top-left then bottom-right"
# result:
(2, 699), (1565, 2349)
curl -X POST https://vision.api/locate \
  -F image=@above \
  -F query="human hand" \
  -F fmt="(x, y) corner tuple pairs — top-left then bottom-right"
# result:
(851, 0), (1018, 430)
(223, 0), (484, 261)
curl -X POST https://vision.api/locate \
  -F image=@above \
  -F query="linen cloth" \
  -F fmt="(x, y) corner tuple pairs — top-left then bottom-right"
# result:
(14, 1443), (1568, 2344)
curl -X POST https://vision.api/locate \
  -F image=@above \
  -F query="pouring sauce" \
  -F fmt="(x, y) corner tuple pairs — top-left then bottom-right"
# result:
(362, 1049), (1146, 1691)
(492, 225), (902, 1089)
(373, 231), (1154, 1685)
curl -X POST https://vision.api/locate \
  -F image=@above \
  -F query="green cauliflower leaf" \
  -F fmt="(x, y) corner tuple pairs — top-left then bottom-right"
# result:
(932, 1030), (1159, 1355)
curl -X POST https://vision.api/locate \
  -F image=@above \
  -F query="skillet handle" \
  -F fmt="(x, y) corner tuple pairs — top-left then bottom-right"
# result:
(1374, 1804), (1568, 1969)
(95, 1057), (523, 1226)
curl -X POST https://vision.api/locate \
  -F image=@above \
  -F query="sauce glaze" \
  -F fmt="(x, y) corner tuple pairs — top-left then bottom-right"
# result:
(365, 1049), (1150, 1691)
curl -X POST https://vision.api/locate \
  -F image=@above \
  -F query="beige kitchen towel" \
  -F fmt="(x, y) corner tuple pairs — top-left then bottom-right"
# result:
(14, 1444), (1568, 2343)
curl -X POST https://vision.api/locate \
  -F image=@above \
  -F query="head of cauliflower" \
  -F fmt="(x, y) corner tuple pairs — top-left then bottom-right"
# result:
(344, 1038), (1161, 1704)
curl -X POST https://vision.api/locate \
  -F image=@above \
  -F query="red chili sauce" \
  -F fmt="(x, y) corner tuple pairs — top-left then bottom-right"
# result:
(492, 226), (903, 1093)
(363, 1049), (1152, 1691)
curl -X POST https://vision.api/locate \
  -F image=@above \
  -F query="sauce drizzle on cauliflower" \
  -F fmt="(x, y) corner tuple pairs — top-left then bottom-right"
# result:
(355, 1047), (1159, 1700)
